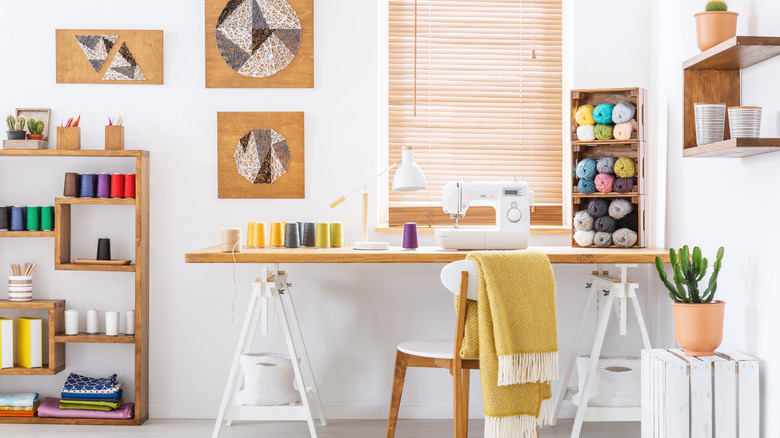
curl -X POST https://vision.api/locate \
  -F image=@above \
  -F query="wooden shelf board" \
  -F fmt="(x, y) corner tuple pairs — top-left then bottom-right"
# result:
(571, 139), (639, 146)
(55, 263), (136, 272)
(54, 332), (135, 343)
(572, 191), (641, 199)
(571, 88), (642, 96)
(683, 138), (780, 158)
(56, 197), (135, 205)
(0, 299), (65, 309)
(0, 149), (148, 157)
(0, 230), (54, 237)
(0, 364), (64, 375)
(0, 417), (140, 425)
(684, 36), (780, 70)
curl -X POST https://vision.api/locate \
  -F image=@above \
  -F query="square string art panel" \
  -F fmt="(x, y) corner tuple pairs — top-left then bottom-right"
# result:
(217, 112), (305, 198)
(56, 29), (164, 84)
(205, 0), (313, 88)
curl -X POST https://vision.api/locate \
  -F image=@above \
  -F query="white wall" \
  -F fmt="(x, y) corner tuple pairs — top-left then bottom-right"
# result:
(0, 0), (662, 421)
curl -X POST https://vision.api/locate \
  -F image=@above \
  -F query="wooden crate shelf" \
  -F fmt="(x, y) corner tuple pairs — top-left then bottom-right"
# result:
(0, 300), (65, 375)
(54, 332), (135, 343)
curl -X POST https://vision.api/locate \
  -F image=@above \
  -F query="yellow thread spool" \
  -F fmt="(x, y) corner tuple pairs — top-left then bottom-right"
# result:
(329, 222), (343, 248)
(315, 222), (330, 248)
(270, 222), (285, 247)
(247, 222), (256, 247)
(252, 222), (266, 247)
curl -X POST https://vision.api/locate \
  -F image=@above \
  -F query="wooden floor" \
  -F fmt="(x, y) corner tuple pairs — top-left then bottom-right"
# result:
(0, 418), (640, 437)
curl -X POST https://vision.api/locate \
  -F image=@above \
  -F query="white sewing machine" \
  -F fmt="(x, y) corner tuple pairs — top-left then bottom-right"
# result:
(434, 181), (533, 250)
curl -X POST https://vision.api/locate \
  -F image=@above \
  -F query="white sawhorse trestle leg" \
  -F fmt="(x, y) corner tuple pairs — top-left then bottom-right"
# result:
(550, 264), (652, 438)
(213, 265), (327, 438)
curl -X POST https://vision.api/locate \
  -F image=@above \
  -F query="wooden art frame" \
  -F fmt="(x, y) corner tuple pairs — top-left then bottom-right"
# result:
(217, 112), (305, 198)
(205, 0), (313, 88)
(56, 29), (164, 84)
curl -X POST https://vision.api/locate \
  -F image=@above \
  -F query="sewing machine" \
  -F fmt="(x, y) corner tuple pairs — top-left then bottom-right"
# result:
(434, 181), (533, 250)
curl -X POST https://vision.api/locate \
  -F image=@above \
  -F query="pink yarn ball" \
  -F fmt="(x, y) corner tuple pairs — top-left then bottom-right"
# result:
(614, 119), (638, 140)
(594, 173), (615, 193)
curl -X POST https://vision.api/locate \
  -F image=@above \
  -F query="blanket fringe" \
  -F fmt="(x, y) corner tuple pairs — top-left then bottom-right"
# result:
(498, 351), (558, 386)
(536, 397), (554, 426)
(486, 414), (539, 438)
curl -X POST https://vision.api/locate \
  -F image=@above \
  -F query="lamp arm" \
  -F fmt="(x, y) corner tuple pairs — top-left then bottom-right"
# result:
(330, 159), (402, 208)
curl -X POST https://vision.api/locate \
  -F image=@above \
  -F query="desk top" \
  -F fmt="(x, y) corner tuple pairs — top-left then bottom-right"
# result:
(185, 246), (670, 264)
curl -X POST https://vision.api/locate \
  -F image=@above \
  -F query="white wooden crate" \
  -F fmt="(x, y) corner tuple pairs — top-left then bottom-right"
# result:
(641, 349), (759, 438)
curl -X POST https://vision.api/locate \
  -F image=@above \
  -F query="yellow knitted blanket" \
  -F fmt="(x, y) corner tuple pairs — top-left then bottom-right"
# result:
(458, 250), (558, 438)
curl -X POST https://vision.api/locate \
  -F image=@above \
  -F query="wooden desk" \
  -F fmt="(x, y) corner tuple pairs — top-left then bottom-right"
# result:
(185, 245), (670, 264)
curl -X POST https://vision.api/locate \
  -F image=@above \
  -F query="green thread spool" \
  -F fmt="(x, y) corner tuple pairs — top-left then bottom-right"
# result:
(26, 206), (41, 231)
(329, 222), (343, 248)
(40, 206), (54, 231)
(315, 222), (330, 248)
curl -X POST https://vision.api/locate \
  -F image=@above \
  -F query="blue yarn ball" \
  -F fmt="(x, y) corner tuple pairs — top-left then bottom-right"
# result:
(576, 158), (597, 180)
(612, 101), (636, 124)
(593, 103), (615, 124)
(578, 178), (596, 194)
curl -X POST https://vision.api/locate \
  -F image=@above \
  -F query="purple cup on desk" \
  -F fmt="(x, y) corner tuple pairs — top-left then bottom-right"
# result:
(402, 222), (418, 250)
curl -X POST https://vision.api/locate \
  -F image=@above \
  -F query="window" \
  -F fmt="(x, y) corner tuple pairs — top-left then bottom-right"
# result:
(387, 0), (564, 227)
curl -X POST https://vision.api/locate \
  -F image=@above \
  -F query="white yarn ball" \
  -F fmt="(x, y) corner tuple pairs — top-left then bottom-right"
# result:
(573, 230), (595, 247)
(577, 125), (595, 141)
(593, 232), (613, 248)
(608, 198), (633, 220)
(573, 210), (595, 231)
(613, 228), (638, 248)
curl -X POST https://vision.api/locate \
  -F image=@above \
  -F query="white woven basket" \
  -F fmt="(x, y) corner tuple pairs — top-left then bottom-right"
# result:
(235, 352), (300, 406)
(572, 354), (640, 407)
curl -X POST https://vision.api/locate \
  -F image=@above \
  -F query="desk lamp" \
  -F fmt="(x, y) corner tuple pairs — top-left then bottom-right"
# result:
(330, 146), (426, 250)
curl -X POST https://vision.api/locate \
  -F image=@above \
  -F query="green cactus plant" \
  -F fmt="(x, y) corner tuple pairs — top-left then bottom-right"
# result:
(705, 1), (728, 11)
(14, 116), (25, 131)
(26, 118), (44, 135)
(6, 115), (15, 131)
(655, 245), (724, 303)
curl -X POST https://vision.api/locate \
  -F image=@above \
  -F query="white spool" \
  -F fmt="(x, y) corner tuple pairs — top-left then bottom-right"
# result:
(125, 310), (135, 335)
(235, 352), (300, 406)
(105, 311), (119, 336)
(86, 309), (99, 334)
(65, 309), (79, 335)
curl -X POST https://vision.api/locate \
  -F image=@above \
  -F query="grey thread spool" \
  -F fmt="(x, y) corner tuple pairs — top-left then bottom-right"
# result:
(301, 222), (316, 247)
(285, 222), (301, 248)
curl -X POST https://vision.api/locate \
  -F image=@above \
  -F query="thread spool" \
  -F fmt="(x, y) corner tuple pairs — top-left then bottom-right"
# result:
(110, 174), (124, 198)
(64, 173), (79, 197)
(97, 237), (112, 260)
(86, 309), (99, 334)
(247, 222), (256, 247)
(285, 222), (301, 248)
(125, 310), (135, 335)
(26, 206), (41, 231)
(0, 206), (8, 231)
(269, 222), (285, 247)
(10, 207), (24, 231)
(41, 206), (54, 231)
(80, 174), (95, 197)
(97, 174), (110, 198)
(402, 222), (418, 249)
(124, 174), (136, 198)
(301, 222), (316, 247)
(64, 309), (79, 335)
(329, 222), (344, 248)
(221, 228), (241, 252)
(315, 222), (330, 248)
(105, 311), (119, 336)
(252, 222), (266, 247)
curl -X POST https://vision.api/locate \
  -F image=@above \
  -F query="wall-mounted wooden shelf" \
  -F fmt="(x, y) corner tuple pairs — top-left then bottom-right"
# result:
(56, 197), (136, 206)
(0, 231), (54, 238)
(0, 364), (61, 376)
(0, 300), (65, 375)
(683, 36), (780, 158)
(54, 332), (135, 343)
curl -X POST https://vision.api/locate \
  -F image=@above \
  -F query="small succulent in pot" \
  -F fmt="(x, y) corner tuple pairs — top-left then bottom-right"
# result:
(26, 118), (45, 140)
(6, 115), (27, 140)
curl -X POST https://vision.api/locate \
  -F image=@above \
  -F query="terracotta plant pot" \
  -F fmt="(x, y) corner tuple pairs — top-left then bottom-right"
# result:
(672, 300), (725, 356)
(26, 133), (43, 140)
(694, 11), (738, 52)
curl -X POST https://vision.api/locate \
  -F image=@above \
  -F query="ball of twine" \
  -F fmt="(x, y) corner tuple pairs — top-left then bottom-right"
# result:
(593, 103), (615, 124)
(613, 177), (634, 193)
(595, 215), (617, 233)
(609, 198), (633, 220)
(574, 230), (595, 247)
(617, 211), (638, 232)
(577, 125), (595, 141)
(587, 198), (609, 218)
(576, 158), (597, 179)
(575, 105), (595, 126)
(574, 210), (594, 231)
(612, 101), (636, 124)
(595, 173), (615, 193)
(613, 119), (638, 140)
(578, 179), (596, 194)
(593, 232), (613, 248)
(594, 124), (614, 140)
(596, 157), (616, 175)
(614, 157), (637, 178)
(613, 228), (638, 248)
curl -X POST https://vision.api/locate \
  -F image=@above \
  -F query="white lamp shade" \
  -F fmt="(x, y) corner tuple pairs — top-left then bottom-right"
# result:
(392, 147), (427, 191)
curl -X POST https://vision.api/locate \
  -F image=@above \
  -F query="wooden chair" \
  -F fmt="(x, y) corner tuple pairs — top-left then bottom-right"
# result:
(386, 260), (479, 438)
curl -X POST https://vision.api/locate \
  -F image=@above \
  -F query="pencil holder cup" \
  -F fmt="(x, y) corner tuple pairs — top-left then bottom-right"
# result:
(8, 276), (32, 302)
(57, 127), (81, 150)
(105, 125), (124, 150)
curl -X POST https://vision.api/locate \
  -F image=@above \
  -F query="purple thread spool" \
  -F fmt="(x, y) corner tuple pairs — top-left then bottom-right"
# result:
(97, 174), (111, 198)
(402, 222), (418, 250)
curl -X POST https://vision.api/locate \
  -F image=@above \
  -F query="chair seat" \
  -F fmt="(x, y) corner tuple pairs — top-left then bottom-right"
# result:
(398, 339), (456, 359)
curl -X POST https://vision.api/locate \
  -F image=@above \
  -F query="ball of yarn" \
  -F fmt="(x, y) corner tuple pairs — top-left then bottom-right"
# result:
(576, 158), (597, 179)
(614, 157), (637, 178)
(613, 119), (638, 140)
(594, 124), (614, 140)
(577, 125), (595, 141)
(594, 173), (615, 193)
(613, 177), (634, 193)
(608, 198), (633, 220)
(613, 228), (638, 248)
(575, 105), (595, 126)
(577, 178), (596, 194)
(593, 232), (613, 248)
(593, 103), (615, 124)
(594, 215), (617, 233)
(573, 230), (595, 247)
(587, 198), (609, 218)
(611, 101), (636, 124)
(596, 157), (616, 175)
(573, 210), (594, 231)
(617, 211), (638, 232)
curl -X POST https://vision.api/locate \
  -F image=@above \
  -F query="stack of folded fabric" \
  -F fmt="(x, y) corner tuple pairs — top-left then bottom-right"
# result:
(59, 373), (123, 412)
(0, 392), (39, 417)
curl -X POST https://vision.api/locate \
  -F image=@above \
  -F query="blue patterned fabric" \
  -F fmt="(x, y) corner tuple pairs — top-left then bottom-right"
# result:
(61, 390), (122, 402)
(62, 373), (118, 392)
(0, 393), (39, 407)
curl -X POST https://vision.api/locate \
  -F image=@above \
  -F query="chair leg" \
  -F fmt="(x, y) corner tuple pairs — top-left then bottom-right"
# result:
(460, 369), (470, 437)
(386, 350), (409, 438)
(453, 362), (462, 438)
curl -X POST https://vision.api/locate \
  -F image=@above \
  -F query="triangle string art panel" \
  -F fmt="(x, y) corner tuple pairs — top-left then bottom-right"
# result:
(103, 42), (146, 81)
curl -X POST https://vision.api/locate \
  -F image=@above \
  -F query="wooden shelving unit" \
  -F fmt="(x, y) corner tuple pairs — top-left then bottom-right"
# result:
(683, 36), (780, 157)
(0, 149), (149, 426)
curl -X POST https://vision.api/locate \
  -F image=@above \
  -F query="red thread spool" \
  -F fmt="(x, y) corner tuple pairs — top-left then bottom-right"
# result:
(124, 174), (136, 198)
(110, 174), (124, 198)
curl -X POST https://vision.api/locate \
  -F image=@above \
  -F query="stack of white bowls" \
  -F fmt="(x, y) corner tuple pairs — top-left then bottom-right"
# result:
(728, 106), (762, 138)
(694, 103), (726, 145)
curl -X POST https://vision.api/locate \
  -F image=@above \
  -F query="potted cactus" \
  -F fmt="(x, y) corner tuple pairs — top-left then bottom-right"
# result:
(695, 1), (738, 52)
(6, 115), (26, 140)
(655, 245), (725, 356)
(26, 118), (45, 140)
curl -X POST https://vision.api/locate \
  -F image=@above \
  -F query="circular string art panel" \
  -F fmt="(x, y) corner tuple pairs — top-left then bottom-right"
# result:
(234, 129), (292, 184)
(215, 0), (302, 78)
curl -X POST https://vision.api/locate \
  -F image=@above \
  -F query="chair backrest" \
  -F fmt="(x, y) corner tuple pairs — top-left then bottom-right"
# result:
(441, 260), (478, 300)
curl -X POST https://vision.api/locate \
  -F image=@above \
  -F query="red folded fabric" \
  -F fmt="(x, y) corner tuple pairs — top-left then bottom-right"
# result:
(37, 397), (133, 419)
(0, 411), (36, 417)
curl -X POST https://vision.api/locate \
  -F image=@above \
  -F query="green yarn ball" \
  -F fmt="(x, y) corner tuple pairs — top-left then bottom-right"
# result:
(614, 157), (637, 178)
(705, 1), (727, 11)
(594, 124), (614, 140)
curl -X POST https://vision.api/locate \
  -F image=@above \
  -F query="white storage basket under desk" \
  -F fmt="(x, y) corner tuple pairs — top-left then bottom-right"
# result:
(641, 349), (759, 438)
